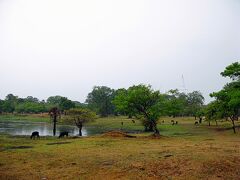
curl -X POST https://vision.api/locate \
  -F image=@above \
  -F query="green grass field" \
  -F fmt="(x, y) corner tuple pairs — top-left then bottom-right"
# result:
(0, 115), (240, 179)
(0, 114), (50, 122)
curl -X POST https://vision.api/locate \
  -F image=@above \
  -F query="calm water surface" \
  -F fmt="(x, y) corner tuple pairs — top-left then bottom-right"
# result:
(0, 120), (103, 136)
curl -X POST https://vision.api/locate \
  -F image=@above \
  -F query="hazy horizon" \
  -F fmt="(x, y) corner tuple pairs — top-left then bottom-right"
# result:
(1, 0), (240, 103)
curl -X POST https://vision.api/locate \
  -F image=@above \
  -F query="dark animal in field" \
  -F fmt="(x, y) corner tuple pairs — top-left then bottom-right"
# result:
(59, 132), (69, 138)
(195, 121), (199, 125)
(30, 131), (40, 139)
(132, 120), (135, 123)
(175, 121), (178, 125)
(162, 120), (164, 123)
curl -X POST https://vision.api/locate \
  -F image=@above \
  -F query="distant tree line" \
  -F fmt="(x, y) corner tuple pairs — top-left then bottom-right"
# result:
(85, 86), (204, 119)
(0, 95), (85, 114)
(0, 88), (204, 118)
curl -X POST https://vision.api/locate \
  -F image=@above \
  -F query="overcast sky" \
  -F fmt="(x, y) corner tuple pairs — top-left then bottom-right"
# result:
(0, 0), (239, 103)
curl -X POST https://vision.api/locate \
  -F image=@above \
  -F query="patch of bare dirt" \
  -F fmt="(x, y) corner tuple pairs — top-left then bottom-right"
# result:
(46, 142), (72, 145)
(102, 131), (136, 138)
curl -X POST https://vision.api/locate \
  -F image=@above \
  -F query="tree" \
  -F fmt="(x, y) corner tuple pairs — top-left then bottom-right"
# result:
(47, 96), (75, 111)
(113, 88), (130, 116)
(49, 107), (61, 136)
(0, 100), (4, 114)
(2, 101), (15, 113)
(165, 89), (187, 117)
(86, 86), (115, 117)
(113, 84), (165, 135)
(204, 101), (220, 126)
(25, 96), (39, 103)
(15, 102), (47, 113)
(195, 106), (205, 124)
(186, 91), (204, 119)
(47, 96), (63, 105)
(210, 62), (240, 133)
(3, 94), (18, 113)
(220, 62), (240, 80)
(59, 97), (75, 111)
(73, 101), (88, 108)
(65, 108), (96, 136)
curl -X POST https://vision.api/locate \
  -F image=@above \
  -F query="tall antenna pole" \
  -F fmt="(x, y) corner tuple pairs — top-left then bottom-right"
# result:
(181, 74), (187, 92)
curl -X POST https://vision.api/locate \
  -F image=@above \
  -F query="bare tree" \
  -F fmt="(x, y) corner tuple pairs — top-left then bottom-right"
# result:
(65, 108), (96, 136)
(49, 107), (61, 136)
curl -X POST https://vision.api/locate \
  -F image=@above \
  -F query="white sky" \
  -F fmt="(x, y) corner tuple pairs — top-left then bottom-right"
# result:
(0, 0), (240, 103)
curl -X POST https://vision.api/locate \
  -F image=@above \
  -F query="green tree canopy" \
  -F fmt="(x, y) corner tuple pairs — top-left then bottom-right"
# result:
(186, 91), (204, 118)
(86, 86), (115, 117)
(210, 62), (240, 133)
(220, 62), (240, 80)
(47, 96), (75, 111)
(113, 84), (165, 135)
(165, 89), (187, 117)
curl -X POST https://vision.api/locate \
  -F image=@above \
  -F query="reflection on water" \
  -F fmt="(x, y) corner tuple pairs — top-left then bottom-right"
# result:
(0, 120), (88, 136)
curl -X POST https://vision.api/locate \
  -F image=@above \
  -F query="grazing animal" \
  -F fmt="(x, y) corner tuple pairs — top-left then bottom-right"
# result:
(30, 131), (40, 139)
(175, 121), (178, 125)
(59, 132), (69, 138)
(132, 120), (135, 123)
(195, 121), (199, 125)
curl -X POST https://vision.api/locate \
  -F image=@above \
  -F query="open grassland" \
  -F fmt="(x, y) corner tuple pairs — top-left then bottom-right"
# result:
(0, 114), (50, 123)
(0, 116), (240, 179)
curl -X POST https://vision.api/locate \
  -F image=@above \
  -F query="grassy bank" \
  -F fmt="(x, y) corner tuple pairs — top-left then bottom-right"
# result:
(1, 116), (240, 179)
(0, 130), (240, 179)
(0, 114), (50, 122)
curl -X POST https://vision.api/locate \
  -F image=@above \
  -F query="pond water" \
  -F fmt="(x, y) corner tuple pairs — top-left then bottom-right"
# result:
(0, 120), (103, 136)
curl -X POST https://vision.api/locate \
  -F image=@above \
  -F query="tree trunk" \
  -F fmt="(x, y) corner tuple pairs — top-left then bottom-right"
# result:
(53, 116), (57, 136)
(215, 120), (218, 126)
(149, 123), (154, 132)
(151, 120), (160, 136)
(208, 121), (211, 126)
(231, 118), (236, 134)
(78, 123), (83, 136)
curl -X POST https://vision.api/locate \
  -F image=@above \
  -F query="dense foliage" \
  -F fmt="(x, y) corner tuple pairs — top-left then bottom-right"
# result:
(113, 85), (165, 135)
(0, 95), (83, 114)
(85, 86), (115, 117)
(0, 89), (205, 119)
(208, 62), (240, 133)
